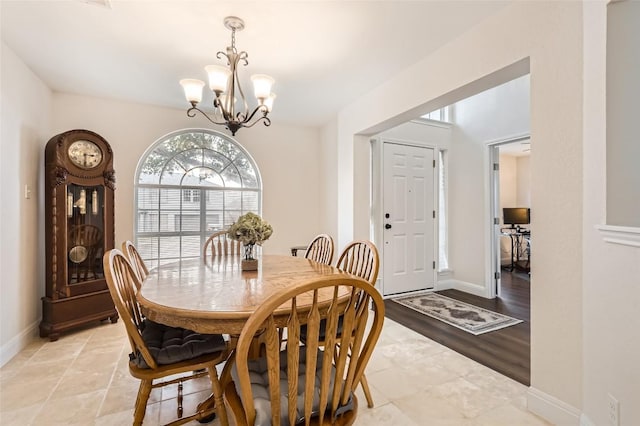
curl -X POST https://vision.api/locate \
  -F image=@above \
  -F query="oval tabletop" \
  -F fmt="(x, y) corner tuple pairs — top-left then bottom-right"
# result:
(138, 255), (353, 334)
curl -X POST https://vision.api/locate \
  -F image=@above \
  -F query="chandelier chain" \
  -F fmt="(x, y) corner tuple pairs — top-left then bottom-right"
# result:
(231, 27), (237, 52)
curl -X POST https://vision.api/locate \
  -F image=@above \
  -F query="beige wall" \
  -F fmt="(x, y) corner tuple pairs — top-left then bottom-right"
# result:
(0, 42), (52, 362)
(499, 154), (531, 213)
(319, 120), (339, 239)
(333, 1), (584, 421)
(499, 155), (517, 263)
(516, 156), (530, 207)
(500, 155), (518, 210)
(51, 94), (323, 256)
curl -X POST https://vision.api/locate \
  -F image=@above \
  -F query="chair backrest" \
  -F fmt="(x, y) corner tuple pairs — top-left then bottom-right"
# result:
(103, 249), (158, 369)
(304, 234), (334, 265)
(231, 275), (385, 426)
(122, 240), (149, 285)
(202, 230), (242, 262)
(336, 240), (379, 286)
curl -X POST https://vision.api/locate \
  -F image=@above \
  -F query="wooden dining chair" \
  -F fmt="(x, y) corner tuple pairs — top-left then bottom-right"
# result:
(280, 234), (334, 346)
(335, 240), (379, 286)
(202, 230), (242, 263)
(103, 249), (230, 426)
(224, 275), (385, 426)
(122, 240), (149, 286)
(300, 240), (380, 408)
(304, 234), (334, 265)
(333, 240), (379, 408)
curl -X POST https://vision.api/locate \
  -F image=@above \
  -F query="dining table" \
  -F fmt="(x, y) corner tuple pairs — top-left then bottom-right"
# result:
(137, 254), (354, 336)
(137, 254), (357, 425)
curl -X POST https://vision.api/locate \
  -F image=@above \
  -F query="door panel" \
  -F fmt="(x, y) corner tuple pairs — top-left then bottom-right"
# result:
(383, 142), (435, 295)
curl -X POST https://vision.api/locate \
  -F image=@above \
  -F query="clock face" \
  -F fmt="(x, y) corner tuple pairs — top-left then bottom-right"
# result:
(67, 140), (103, 169)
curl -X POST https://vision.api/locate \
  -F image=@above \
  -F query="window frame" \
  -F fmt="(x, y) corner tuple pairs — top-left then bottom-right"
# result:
(134, 129), (262, 266)
(438, 149), (450, 272)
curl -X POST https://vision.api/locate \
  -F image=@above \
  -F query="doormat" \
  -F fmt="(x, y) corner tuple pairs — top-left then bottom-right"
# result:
(391, 292), (523, 335)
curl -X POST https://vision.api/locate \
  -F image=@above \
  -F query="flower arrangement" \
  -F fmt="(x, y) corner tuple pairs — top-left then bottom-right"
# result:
(228, 212), (273, 260)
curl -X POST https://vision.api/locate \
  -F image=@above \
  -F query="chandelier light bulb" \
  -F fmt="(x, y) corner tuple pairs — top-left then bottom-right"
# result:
(179, 79), (205, 104)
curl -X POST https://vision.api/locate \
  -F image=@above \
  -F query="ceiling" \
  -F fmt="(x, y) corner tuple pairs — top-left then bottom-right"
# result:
(1, 0), (511, 128)
(500, 139), (531, 157)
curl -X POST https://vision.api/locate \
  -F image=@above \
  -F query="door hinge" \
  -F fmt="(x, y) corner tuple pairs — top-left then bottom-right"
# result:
(433, 210), (436, 219)
(495, 271), (501, 280)
(433, 159), (436, 168)
(493, 163), (499, 171)
(494, 217), (500, 225)
(433, 261), (436, 270)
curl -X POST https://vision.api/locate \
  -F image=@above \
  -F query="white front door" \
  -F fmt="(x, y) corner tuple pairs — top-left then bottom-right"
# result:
(382, 142), (435, 296)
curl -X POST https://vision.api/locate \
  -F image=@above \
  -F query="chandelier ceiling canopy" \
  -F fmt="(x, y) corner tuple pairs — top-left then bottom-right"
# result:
(180, 16), (275, 136)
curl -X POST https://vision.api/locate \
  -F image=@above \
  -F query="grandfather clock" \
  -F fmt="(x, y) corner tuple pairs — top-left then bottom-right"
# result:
(40, 129), (118, 341)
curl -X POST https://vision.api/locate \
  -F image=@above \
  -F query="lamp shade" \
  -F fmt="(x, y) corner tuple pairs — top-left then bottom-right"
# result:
(251, 74), (275, 100)
(179, 79), (205, 104)
(205, 65), (232, 93)
(263, 93), (276, 112)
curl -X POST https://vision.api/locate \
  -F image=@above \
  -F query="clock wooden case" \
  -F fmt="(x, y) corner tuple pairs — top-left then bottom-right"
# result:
(40, 129), (118, 341)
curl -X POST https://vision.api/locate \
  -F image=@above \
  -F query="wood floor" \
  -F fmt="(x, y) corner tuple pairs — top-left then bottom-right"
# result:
(384, 270), (531, 385)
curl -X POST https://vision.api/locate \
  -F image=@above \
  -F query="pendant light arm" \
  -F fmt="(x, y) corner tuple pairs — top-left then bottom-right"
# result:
(185, 105), (227, 126)
(242, 104), (270, 126)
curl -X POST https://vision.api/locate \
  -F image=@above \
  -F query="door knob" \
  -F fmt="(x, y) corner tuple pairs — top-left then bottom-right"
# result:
(385, 224), (392, 229)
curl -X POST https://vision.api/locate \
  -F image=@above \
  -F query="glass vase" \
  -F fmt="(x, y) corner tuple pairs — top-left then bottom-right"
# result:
(241, 244), (258, 271)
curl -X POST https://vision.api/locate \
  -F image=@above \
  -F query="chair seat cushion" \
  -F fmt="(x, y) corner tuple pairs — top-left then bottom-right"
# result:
(232, 346), (354, 426)
(130, 320), (226, 369)
(300, 316), (344, 343)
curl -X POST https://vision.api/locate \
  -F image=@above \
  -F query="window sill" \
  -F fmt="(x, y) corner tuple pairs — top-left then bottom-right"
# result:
(595, 224), (640, 248)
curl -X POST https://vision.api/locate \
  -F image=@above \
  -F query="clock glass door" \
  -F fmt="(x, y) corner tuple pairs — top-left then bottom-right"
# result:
(67, 183), (105, 284)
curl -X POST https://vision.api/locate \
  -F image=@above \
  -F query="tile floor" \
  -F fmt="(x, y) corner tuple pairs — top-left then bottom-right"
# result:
(0, 318), (551, 425)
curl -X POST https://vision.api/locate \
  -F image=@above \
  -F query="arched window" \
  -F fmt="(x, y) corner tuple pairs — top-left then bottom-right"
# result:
(134, 129), (261, 267)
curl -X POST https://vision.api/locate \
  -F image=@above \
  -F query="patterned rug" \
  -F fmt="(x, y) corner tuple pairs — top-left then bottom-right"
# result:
(392, 292), (523, 335)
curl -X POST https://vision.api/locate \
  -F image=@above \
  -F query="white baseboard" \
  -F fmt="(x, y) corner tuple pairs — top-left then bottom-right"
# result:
(437, 278), (487, 297)
(527, 386), (581, 426)
(1, 320), (39, 367)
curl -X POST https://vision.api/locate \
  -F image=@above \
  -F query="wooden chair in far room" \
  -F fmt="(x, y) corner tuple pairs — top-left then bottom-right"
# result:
(122, 240), (149, 287)
(103, 249), (230, 426)
(304, 234), (335, 265)
(202, 230), (242, 263)
(224, 275), (385, 426)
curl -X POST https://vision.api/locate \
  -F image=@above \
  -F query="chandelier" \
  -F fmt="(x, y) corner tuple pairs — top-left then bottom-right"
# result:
(179, 16), (275, 136)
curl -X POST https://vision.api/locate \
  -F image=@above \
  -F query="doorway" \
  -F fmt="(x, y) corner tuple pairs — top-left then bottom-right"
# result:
(381, 142), (436, 296)
(488, 136), (531, 298)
